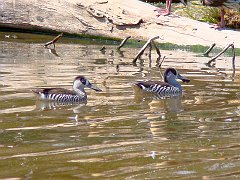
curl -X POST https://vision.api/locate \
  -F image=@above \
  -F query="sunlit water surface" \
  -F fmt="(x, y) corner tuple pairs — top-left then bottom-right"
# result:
(0, 32), (240, 179)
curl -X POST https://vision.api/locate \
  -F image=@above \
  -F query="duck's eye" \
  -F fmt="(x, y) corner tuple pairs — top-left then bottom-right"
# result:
(80, 78), (86, 85)
(170, 69), (177, 76)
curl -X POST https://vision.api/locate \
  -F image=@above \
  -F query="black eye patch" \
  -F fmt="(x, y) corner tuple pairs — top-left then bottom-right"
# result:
(166, 68), (177, 76)
(80, 77), (86, 85)
(170, 69), (177, 75)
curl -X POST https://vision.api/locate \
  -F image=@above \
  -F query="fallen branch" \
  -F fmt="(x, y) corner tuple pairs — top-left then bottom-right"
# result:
(202, 43), (216, 56)
(44, 33), (63, 48)
(148, 42), (152, 67)
(207, 43), (234, 65)
(148, 42), (152, 60)
(151, 41), (161, 60)
(158, 56), (166, 68)
(133, 36), (159, 63)
(117, 36), (131, 50)
(231, 44), (236, 79)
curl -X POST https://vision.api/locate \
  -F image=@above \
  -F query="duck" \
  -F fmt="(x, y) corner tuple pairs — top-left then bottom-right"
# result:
(32, 76), (102, 102)
(154, 0), (187, 16)
(202, 0), (240, 28)
(134, 68), (190, 96)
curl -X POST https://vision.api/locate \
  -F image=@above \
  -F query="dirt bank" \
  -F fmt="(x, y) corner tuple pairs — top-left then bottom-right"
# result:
(1, 0), (240, 47)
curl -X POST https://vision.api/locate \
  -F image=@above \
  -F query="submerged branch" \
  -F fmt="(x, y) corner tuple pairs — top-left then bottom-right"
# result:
(158, 56), (166, 68)
(151, 41), (161, 60)
(207, 43), (234, 65)
(117, 36), (131, 50)
(202, 43), (216, 57)
(206, 43), (236, 79)
(148, 42), (152, 67)
(231, 44), (236, 79)
(44, 33), (63, 48)
(133, 36), (159, 63)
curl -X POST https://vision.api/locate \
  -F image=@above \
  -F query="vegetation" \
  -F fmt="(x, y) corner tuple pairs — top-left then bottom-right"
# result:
(150, 0), (240, 29)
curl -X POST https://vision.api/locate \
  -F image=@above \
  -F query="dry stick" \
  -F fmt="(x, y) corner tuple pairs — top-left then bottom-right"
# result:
(159, 56), (166, 68)
(202, 43), (216, 56)
(151, 41), (161, 60)
(117, 36), (131, 50)
(148, 43), (152, 67)
(231, 44), (236, 79)
(44, 33), (63, 48)
(132, 36), (159, 63)
(158, 56), (166, 80)
(207, 43), (234, 65)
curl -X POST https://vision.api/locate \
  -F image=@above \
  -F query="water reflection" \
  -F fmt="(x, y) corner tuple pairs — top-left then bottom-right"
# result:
(133, 87), (183, 114)
(34, 100), (86, 113)
(47, 48), (60, 57)
(0, 32), (240, 179)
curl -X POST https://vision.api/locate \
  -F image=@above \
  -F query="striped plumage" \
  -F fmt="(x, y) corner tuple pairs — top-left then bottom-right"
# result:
(40, 90), (87, 102)
(202, 0), (240, 28)
(32, 76), (101, 102)
(35, 100), (86, 111)
(134, 68), (190, 97)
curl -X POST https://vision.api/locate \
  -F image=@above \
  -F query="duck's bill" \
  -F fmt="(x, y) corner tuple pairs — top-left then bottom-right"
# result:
(88, 84), (102, 92)
(182, 78), (190, 83)
(177, 74), (190, 83)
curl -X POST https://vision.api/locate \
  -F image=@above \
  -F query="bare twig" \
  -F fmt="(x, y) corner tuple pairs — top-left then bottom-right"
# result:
(44, 33), (63, 48)
(148, 42), (152, 59)
(207, 43), (234, 65)
(117, 36), (131, 50)
(151, 41), (161, 60)
(158, 56), (166, 68)
(231, 44), (236, 79)
(202, 43), (216, 56)
(148, 42), (152, 67)
(133, 36), (159, 63)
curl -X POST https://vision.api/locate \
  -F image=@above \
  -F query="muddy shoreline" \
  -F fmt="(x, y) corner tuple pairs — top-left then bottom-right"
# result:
(1, 0), (240, 48)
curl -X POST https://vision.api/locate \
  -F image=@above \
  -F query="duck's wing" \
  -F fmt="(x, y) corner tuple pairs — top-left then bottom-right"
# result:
(135, 81), (171, 91)
(32, 88), (76, 95)
(135, 80), (181, 95)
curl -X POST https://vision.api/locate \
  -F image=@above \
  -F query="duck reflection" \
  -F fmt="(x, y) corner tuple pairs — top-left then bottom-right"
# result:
(34, 100), (86, 113)
(133, 85), (183, 114)
(133, 87), (185, 140)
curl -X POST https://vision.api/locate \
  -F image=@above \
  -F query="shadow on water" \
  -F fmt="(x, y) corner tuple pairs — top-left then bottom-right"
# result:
(0, 32), (240, 179)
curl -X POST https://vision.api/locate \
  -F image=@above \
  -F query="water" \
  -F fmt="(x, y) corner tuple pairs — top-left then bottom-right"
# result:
(0, 32), (240, 179)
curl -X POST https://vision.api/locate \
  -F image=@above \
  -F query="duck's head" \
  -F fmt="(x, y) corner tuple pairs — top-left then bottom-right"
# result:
(164, 68), (190, 83)
(73, 76), (102, 92)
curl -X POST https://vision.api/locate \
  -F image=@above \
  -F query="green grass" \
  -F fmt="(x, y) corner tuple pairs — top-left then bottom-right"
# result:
(150, 0), (240, 29)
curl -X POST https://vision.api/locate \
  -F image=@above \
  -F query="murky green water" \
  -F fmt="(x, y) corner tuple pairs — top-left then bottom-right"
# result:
(0, 32), (240, 179)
